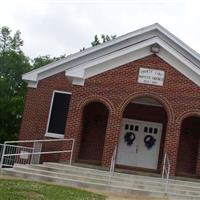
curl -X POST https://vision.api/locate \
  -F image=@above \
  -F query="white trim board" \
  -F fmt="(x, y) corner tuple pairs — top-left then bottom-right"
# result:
(22, 23), (200, 88)
(45, 90), (71, 139)
(45, 132), (64, 139)
(66, 37), (200, 86)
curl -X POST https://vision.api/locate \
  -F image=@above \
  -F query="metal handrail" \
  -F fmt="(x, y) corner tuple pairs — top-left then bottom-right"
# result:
(4, 138), (70, 144)
(108, 146), (117, 183)
(0, 144), (4, 161)
(0, 138), (75, 168)
(162, 152), (171, 193)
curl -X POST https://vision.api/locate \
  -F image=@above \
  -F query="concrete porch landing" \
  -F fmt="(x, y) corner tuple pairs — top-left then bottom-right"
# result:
(74, 162), (200, 182)
(1, 162), (200, 200)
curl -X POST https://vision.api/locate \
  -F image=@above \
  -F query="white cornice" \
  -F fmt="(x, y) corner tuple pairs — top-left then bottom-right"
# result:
(65, 37), (200, 86)
(22, 23), (200, 88)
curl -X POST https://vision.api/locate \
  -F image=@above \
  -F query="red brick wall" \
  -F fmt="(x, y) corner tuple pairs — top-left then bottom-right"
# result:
(177, 117), (200, 175)
(19, 72), (72, 141)
(78, 102), (108, 163)
(19, 55), (200, 176)
(123, 103), (167, 123)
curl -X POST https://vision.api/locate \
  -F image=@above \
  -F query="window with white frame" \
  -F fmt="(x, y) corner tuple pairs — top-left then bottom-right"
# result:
(45, 91), (71, 138)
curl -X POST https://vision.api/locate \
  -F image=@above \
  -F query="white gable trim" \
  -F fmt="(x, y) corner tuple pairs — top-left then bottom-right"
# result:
(66, 37), (200, 86)
(22, 23), (200, 88)
(158, 49), (200, 86)
(65, 37), (157, 79)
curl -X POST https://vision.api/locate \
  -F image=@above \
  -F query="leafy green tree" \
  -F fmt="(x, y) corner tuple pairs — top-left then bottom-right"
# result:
(91, 35), (101, 46)
(0, 25), (116, 143)
(91, 34), (116, 46)
(0, 26), (31, 142)
(0, 27), (23, 53)
(32, 54), (66, 69)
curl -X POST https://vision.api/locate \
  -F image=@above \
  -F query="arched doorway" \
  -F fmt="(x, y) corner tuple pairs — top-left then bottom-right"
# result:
(78, 102), (109, 165)
(116, 96), (168, 171)
(177, 116), (200, 176)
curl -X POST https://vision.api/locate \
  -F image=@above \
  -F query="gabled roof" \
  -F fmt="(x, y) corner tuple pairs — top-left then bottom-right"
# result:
(23, 23), (200, 88)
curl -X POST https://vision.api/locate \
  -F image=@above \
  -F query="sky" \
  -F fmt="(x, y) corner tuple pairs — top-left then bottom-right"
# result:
(0, 0), (200, 59)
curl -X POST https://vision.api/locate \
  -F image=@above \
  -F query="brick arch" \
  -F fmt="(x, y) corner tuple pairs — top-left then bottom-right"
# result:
(77, 95), (115, 114)
(176, 111), (200, 124)
(77, 96), (114, 164)
(118, 92), (175, 123)
(114, 92), (174, 172)
(176, 112), (200, 175)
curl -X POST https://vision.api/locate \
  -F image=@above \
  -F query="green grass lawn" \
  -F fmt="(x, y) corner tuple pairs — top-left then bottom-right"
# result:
(0, 179), (106, 200)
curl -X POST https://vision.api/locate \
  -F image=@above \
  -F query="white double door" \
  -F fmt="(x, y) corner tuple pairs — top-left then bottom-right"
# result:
(116, 118), (163, 169)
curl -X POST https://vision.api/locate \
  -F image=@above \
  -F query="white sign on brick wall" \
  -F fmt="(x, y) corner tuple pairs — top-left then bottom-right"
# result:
(138, 68), (165, 86)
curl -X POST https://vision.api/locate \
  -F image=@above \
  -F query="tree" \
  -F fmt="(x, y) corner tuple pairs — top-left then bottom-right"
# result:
(91, 34), (116, 46)
(32, 54), (66, 70)
(0, 27), (31, 142)
(0, 26), (23, 53)
(0, 25), (116, 143)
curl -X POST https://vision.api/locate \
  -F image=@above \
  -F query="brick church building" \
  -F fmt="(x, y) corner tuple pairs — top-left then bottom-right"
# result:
(20, 24), (200, 177)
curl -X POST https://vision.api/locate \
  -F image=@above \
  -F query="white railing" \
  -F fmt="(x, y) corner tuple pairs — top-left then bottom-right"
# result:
(162, 152), (171, 193)
(0, 138), (75, 168)
(0, 144), (4, 163)
(108, 146), (117, 183)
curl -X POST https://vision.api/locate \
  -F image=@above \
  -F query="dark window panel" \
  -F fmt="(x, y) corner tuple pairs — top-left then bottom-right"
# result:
(125, 124), (129, 130)
(130, 125), (134, 130)
(135, 125), (139, 131)
(48, 92), (71, 135)
(154, 128), (158, 134)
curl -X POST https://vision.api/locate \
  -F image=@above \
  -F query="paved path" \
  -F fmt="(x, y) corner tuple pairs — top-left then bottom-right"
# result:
(106, 193), (167, 200)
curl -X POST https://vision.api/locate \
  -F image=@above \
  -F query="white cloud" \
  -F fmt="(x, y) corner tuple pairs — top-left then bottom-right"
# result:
(0, 0), (200, 58)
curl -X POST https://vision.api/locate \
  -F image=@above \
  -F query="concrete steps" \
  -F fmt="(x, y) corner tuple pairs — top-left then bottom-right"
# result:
(1, 162), (200, 200)
(44, 163), (200, 185)
(21, 163), (200, 193)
